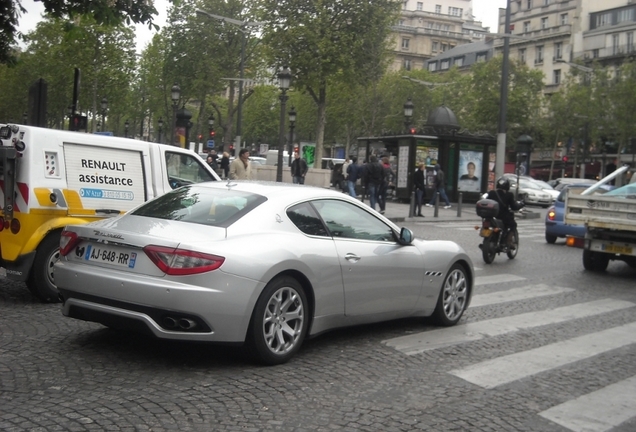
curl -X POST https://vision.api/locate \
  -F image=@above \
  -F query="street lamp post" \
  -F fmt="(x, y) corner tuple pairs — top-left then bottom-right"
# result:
(96, 121), (101, 132)
(157, 117), (163, 143)
(171, 83), (180, 146)
(495, 0), (512, 180)
(101, 97), (108, 131)
(276, 66), (292, 182)
(287, 106), (296, 167)
(403, 98), (414, 131)
(195, 9), (263, 151)
(124, 120), (129, 138)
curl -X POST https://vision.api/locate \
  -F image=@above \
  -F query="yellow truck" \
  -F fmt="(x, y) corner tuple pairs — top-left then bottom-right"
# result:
(0, 123), (220, 302)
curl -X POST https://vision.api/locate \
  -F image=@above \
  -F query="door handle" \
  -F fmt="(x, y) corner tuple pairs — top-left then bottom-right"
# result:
(345, 253), (360, 263)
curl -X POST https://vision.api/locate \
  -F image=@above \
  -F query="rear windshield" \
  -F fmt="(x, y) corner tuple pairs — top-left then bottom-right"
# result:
(131, 185), (267, 227)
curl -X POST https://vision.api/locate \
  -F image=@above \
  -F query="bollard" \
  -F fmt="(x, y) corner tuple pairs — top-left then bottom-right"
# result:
(457, 192), (462, 217)
(433, 192), (439, 218)
(408, 190), (415, 218)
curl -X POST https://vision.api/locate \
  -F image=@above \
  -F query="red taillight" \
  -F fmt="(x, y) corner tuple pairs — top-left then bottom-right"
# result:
(143, 245), (225, 275)
(547, 207), (556, 221)
(10, 218), (20, 234)
(59, 230), (80, 256)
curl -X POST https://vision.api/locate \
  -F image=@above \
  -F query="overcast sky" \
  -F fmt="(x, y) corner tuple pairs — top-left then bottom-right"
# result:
(18, 0), (508, 53)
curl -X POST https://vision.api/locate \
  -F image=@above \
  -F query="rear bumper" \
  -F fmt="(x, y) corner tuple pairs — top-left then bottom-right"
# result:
(545, 222), (585, 239)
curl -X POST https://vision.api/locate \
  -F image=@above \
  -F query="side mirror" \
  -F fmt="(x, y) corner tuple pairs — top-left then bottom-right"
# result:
(398, 227), (414, 245)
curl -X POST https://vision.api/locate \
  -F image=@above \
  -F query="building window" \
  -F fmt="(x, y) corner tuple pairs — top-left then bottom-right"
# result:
(560, 13), (568, 26)
(398, 19), (404, 26)
(432, 41), (439, 51)
(429, 62), (437, 72)
(628, 32), (634, 53)
(544, 0), (550, 5)
(519, 48), (526, 63)
(441, 59), (450, 70)
(454, 57), (464, 67)
(612, 34), (619, 55)
(527, 0), (532, 10)
(596, 12), (611, 28)
(435, 4), (441, 14)
(554, 69), (561, 85)
(449, 7), (462, 17)
(404, 59), (412, 71)
(402, 38), (410, 49)
(593, 49), (599, 58)
(417, 2), (423, 11)
(442, 24), (450, 31)
(441, 43), (448, 51)
(541, 17), (548, 29)
(618, 8), (634, 24)
(555, 42), (562, 59)
(524, 21), (531, 33)
(403, 1), (408, 10)
(536, 45), (544, 63)
(476, 52), (487, 62)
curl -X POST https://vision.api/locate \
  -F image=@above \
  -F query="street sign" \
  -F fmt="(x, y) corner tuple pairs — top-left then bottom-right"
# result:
(207, 139), (215, 148)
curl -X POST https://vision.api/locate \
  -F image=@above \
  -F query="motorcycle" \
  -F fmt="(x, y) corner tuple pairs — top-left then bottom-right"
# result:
(475, 198), (520, 264)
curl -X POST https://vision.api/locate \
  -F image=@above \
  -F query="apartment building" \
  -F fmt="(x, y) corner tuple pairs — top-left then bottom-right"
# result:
(391, 0), (489, 71)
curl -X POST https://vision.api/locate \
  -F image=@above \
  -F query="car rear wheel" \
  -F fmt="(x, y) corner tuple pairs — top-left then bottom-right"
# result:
(26, 232), (61, 303)
(248, 276), (308, 365)
(545, 233), (557, 244)
(432, 263), (469, 326)
(582, 250), (609, 272)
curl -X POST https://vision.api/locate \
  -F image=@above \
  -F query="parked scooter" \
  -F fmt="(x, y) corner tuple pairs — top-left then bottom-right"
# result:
(475, 198), (520, 264)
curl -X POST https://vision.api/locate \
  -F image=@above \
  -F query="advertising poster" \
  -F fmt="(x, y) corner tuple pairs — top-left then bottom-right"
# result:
(488, 152), (496, 190)
(457, 150), (482, 192)
(415, 145), (438, 167)
(301, 144), (315, 166)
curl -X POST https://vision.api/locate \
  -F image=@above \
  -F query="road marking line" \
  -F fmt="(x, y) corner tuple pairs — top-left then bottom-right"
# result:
(448, 321), (636, 389)
(539, 374), (636, 432)
(475, 274), (526, 286)
(384, 299), (634, 355)
(469, 284), (574, 307)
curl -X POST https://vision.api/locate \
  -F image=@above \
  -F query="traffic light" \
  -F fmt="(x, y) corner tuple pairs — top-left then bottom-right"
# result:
(409, 127), (416, 134)
(562, 156), (569, 163)
(71, 114), (87, 131)
(197, 134), (203, 142)
(229, 144), (234, 156)
(209, 129), (215, 139)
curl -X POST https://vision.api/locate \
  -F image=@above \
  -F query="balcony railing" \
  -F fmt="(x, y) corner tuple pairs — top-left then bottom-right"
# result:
(578, 43), (636, 60)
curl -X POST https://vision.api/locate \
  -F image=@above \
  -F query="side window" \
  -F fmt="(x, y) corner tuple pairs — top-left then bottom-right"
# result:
(165, 152), (216, 189)
(287, 202), (329, 237)
(312, 199), (395, 242)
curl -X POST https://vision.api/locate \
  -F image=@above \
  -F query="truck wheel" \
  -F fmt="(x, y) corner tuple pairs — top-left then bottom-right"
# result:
(26, 232), (61, 303)
(582, 250), (609, 272)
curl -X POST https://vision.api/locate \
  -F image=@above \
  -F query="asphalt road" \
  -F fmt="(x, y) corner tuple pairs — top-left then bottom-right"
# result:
(1, 217), (635, 431)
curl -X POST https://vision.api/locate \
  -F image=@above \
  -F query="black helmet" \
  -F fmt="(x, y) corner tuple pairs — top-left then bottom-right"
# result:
(496, 177), (510, 191)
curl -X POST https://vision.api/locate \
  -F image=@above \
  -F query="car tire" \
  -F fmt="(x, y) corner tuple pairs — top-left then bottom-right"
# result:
(26, 231), (61, 303)
(545, 233), (557, 244)
(248, 276), (309, 365)
(582, 249), (609, 272)
(432, 263), (469, 326)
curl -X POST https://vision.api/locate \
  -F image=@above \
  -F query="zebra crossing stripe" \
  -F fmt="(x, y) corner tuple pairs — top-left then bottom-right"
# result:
(539, 374), (636, 432)
(474, 274), (526, 286)
(448, 321), (636, 389)
(469, 284), (574, 307)
(384, 299), (634, 355)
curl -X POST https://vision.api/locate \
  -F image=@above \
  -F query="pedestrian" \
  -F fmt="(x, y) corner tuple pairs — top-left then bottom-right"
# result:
(346, 156), (360, 198)
(229, 148), (253, 180)
(290, 151), (308, 184)
(364, 155), (385, 211)
(220, 152), (230, 179)
(414, 162), (426, 217)
(206, 153), (218, 171)
(341, 156), (351, 192)
(426, 163), (451, 208)
(377, 156), (394, 215)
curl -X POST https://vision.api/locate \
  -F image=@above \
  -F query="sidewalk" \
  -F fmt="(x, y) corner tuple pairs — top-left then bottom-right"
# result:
(365, 198), (544, 224)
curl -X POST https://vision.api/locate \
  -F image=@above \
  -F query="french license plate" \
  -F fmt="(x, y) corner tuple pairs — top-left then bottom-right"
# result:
(83, 244), (137, 268)
(480, 228), (492, 237)
(601, 244), (633, 255)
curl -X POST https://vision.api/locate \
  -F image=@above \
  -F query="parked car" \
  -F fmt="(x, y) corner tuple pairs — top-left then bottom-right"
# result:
(54, 182), (473, 365)
(510, 179), (553, 207)
(502, 174), (558, 202)
(545, 183), (611, 244)
(551, 177), (597, 191)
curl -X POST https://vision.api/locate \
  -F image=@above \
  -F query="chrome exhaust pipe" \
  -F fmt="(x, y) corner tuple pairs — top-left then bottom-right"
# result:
(178, 318), (197, 330)
(163, 317), (177, 329)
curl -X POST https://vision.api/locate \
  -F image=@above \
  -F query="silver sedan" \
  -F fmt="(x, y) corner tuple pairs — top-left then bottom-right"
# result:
(55, 181), (473, 365)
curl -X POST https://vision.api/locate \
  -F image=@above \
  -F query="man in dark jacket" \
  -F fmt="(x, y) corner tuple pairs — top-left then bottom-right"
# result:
(486, 177), (524, 247)
(414, 162), (426, 217)
(426, 164), (451, 208)
(346, 157), (359, 198)
(364, 155), (385, 211)
(290, 152), (309, 184)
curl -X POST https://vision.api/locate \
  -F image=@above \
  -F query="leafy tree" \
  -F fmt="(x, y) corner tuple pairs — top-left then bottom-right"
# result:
(255, 0), (401, 167)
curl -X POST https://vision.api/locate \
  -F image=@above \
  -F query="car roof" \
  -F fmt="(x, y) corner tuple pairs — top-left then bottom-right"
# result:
(194, 180), (349, 201)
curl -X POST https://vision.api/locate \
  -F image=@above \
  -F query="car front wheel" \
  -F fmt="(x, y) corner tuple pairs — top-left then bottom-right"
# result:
(432, 263), (469, 326)
(248, 276), (309, 365)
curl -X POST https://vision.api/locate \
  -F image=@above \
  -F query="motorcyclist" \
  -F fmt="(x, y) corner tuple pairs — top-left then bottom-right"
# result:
(486, 177), (524, 249)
